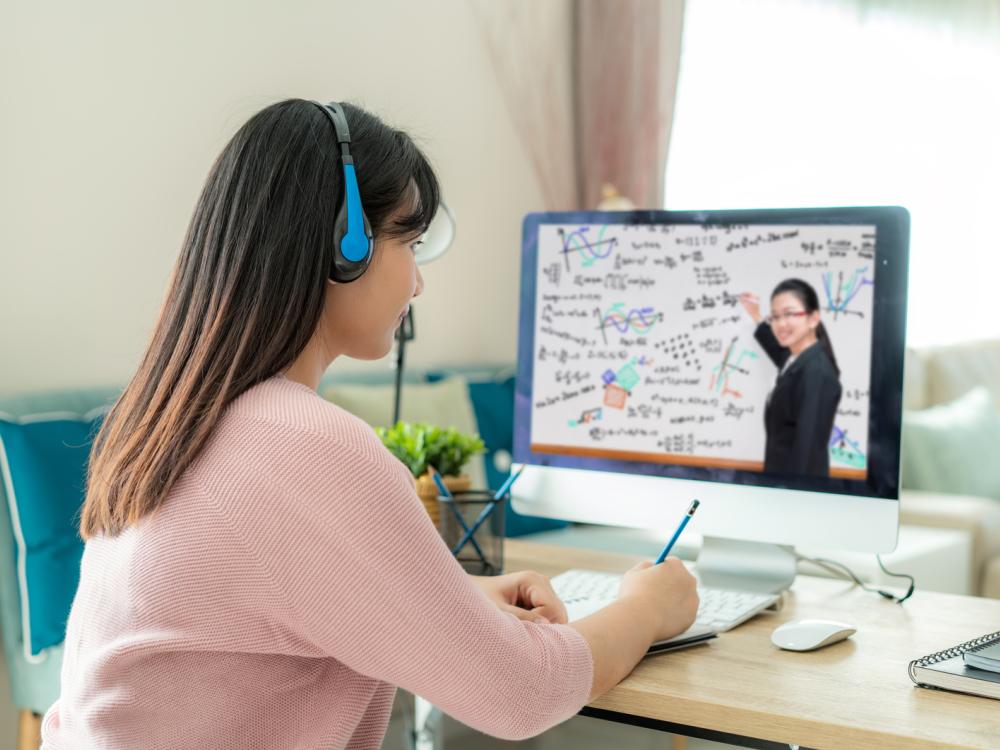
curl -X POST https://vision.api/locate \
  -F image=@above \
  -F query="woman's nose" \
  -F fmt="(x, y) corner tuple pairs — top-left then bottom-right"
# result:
(414, 266), (425, 298)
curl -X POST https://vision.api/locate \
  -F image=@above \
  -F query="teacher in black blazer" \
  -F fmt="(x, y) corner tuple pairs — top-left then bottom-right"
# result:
(739, 279), (842, 477)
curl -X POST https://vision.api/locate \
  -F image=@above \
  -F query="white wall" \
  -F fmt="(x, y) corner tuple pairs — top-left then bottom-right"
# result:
(0, 0), (543, 395)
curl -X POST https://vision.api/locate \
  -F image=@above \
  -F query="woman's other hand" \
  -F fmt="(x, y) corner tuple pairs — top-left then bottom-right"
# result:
(471, 571), (569, 625)
(739, 292), (763, 324)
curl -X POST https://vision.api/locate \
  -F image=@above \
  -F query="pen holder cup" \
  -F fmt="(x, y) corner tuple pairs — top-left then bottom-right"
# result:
(437, 490), (508, 576)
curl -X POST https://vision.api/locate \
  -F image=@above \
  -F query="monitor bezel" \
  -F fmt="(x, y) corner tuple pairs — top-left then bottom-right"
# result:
(513, 206), (909, 501)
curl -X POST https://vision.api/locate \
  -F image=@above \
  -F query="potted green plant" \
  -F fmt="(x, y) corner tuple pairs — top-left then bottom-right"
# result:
(376, 422), (486, 525)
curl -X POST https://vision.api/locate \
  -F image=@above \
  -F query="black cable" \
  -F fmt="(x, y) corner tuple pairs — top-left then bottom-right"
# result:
(876, 553), (916, 603)
(795, 552), (915, 604)
(392, 309), (415, 425)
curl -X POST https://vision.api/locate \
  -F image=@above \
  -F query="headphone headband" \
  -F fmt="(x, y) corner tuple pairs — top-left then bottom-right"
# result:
(317, 102), (352, 147)
(310, 100), (374, 282)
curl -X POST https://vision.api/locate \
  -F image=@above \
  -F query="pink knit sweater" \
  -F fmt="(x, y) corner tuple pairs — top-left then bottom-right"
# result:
(42, 376), (592, 749)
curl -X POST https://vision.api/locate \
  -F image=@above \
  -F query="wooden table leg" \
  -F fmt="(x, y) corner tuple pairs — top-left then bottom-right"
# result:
(17, 710), (41, 750)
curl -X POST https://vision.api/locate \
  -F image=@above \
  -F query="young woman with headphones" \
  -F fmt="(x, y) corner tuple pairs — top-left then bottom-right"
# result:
(41, 100), (698, 749)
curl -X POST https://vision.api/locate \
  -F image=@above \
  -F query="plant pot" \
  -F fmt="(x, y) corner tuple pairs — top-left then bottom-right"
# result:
(415, 472), (472, 528)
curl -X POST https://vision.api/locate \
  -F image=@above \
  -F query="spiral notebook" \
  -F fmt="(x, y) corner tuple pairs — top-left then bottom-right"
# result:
(908, 630), (1000, 700)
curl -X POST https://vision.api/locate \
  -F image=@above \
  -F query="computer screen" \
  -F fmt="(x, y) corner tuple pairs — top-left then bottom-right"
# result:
(512, 207), (909, 553)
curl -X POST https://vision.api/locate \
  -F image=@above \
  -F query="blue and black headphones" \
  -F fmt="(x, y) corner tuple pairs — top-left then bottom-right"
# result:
(311, 101), (374, 283)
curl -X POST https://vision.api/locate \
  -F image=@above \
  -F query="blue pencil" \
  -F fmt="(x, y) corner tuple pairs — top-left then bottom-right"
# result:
(492, 465), (525, 500)
(654, 499), (700, 564)
(429, 467), (453, 499)
(451, 467), (526, 557)
(430, 466), (487, 562)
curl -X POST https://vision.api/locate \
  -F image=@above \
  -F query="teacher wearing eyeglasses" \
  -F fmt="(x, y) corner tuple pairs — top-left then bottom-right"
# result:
(739, 279), (842, 477)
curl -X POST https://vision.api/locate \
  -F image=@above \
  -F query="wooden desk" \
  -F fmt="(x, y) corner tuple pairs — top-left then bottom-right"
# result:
(506, 539), (1000, 750)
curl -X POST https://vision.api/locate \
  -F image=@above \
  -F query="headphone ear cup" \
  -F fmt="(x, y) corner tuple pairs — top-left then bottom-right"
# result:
(330, 200), (374, 283)
(317, 100), (374, 283)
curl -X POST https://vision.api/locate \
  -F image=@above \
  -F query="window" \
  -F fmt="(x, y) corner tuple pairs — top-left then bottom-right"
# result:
(665, 0), (1000, 346)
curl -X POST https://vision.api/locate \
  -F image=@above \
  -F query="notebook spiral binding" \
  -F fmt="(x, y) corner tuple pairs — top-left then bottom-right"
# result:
(908, 630), (1000, 684)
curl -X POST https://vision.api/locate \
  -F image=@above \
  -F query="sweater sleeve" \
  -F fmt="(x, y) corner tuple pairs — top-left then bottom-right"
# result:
(790, 368), (842, 473)
(224, 416), (593, 741)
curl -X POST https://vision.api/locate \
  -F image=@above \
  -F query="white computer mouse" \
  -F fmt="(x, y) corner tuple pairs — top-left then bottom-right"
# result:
(770, 619), (857, 651)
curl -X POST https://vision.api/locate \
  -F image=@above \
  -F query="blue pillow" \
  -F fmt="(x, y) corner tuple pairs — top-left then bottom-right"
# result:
(465, 376), (569, 537)
(0, 410), (104, 659)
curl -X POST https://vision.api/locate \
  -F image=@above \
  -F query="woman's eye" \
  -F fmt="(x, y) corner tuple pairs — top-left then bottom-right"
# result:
(410, 240), (424, 254)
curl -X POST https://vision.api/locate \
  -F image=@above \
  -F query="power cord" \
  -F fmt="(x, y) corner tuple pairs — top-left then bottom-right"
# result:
(795, 552), (916, 604)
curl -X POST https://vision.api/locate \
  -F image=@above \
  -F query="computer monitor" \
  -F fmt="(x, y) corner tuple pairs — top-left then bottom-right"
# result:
(512, 207), (909, 592)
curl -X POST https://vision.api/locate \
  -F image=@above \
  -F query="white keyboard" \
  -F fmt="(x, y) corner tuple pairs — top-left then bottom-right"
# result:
(552, 568), (780, 632)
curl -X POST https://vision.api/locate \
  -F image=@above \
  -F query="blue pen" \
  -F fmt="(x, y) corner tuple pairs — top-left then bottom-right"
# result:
(654, 499), (700, 564)
(451, 467), (526, 556)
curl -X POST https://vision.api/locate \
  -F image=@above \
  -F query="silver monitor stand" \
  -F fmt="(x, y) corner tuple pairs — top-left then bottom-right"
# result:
(696, 536), (797, 594)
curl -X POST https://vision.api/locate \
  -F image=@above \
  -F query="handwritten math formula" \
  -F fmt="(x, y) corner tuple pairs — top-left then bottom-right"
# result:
(529, 222), (876, 471)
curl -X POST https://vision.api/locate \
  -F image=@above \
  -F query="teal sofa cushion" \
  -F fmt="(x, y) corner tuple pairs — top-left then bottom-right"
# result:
(0, 409), (105, 659)
(462, 373), (569, 537)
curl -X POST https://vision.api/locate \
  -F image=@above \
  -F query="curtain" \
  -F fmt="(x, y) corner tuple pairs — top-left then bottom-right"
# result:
(472, 0), (578, 210)
(573, 0), (685, 209)
(474, 0), (686, 210)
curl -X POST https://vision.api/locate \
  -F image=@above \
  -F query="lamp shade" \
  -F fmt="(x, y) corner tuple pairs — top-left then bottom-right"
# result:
(414, 201), (455, 265)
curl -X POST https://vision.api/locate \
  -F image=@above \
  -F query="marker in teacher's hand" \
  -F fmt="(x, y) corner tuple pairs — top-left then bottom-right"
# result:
(654, 499), (701, 565)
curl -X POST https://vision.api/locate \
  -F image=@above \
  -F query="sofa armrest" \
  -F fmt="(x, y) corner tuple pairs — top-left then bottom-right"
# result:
(900, 489), (1000, 596)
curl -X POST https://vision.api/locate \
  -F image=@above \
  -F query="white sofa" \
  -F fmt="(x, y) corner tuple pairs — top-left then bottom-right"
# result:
(900, 338), (1000, 598)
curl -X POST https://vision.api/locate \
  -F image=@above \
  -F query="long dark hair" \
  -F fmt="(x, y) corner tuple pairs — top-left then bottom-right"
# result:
(770, 278), (839, 377)
(81, 99), (440, 539)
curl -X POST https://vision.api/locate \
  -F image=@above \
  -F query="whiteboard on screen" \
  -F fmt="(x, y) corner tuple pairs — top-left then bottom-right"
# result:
(529, 222), (874, 478)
